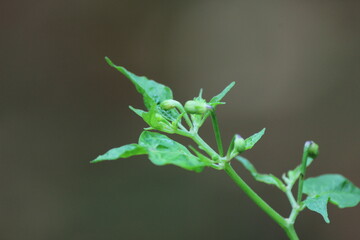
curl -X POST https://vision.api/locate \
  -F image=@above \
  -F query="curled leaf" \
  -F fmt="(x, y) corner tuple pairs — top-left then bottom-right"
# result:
(236, 156), (286, 191)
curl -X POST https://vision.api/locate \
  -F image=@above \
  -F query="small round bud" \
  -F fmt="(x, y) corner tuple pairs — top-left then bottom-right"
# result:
(160, 99), (179, 110)
(308, 141), (319, 158)
(184, 100), (210, 114)
(234, 134), (246, 153)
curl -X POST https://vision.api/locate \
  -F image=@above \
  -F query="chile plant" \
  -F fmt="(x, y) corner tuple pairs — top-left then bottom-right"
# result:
(92, 57), (360, 239)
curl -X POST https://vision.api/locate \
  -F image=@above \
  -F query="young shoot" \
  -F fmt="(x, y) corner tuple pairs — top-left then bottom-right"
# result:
(92, 57), (360, 240)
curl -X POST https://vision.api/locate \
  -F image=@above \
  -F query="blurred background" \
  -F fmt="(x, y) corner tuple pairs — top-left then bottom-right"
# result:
(1, 0), (359, 239)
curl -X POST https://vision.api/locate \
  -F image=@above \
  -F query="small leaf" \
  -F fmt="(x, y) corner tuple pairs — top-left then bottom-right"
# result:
(129, 106), (146, 117)
(244, 128), (266, 150)
(91, 144), (147, 163)
(303, 174), (360, 223)
(106, 57), (173, 109)
(139, 131), (209, 172)
(235, 156), (286, 191)
(284, 157), (314, 185)
(210, 81), (236, 104)
(142, 106), (175, 133)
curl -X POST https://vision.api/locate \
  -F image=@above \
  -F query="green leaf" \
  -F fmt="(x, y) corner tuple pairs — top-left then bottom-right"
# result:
(235, 156), (286, 191)
(139, 131), (208, 172)
(210, 81), (236, 104)
(142, 106), (175, 133)
(283, 157), (314, 186)
(91, 144), (147, 163)
(303, 174), (360, 223)
(129, 105), (146, 117)
(244, 128), (266, 150)
(304, 195), (330, 223)
(106, 57), (173, 109)
(157, 106), (180, 121)
(131, 105), (181, 134)
(304, 174), (360, 208)
(188, 145), (213, 165)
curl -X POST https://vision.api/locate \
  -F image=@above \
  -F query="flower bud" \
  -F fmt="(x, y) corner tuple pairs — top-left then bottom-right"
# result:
(160, 99), (179, 110)
(308, 141), (319, 158)
(184, 100), (211, 114)
(234, 134), (246, 153)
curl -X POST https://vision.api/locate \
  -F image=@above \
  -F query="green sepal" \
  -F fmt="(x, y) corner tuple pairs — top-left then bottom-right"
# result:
(235, 156), (286, 191)
(91, 144), (147, 163)
(303, 174), (360, 223)
(226, 135), (237, 157)
(191, 82), (235, 130)
(105, 57), (173, 110)
(139, 131), (209, 172)
(244, 128), (266, 150)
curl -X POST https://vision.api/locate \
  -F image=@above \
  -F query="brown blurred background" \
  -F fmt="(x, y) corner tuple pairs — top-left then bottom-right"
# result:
(1, 1), (359, 239)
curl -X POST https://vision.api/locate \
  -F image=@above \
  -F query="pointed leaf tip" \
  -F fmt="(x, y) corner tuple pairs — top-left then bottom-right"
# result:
(105, 59), (173, 110)
(244, 128), (266, 150)
(105, 56), (114, 67)
(210, 81), (236, 104)
(91, 144), (147, 163)
(304, 195), (330, 223)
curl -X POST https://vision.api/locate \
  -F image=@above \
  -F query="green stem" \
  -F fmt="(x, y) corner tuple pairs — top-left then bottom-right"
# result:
(224, 163), (287, 227)
(284, 225), (300, 240)
(175, 105), (193, 129)
(224, 163), (300, 240)
(190, 132), (301, 239)
(191, 133), (219, 159)
(286, 188), (298, 209)
(210, 110), (224, 156)
(288, 206), (301, 225)
(297, 143), (310, 203)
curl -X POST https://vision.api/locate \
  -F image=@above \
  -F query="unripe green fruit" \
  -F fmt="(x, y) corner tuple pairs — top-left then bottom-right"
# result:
(184, 100), (210, 114)
(234, 134), (246, 153)
(308, 141), (319, 158)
